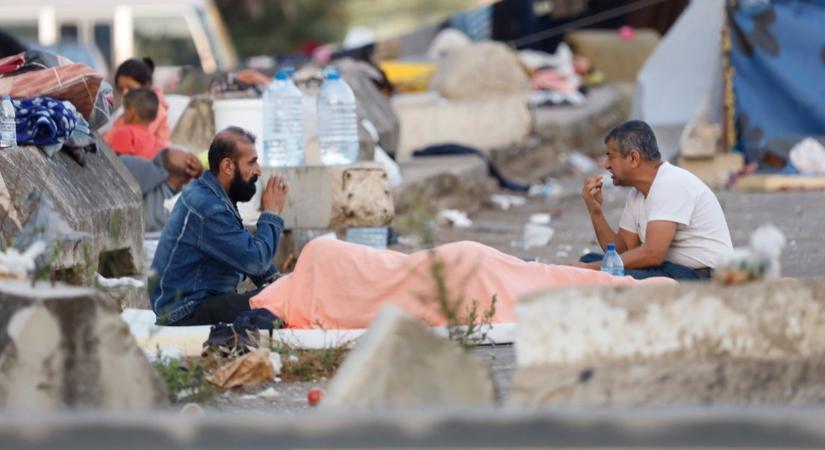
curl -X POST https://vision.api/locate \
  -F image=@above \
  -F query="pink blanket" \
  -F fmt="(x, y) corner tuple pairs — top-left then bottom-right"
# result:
(251, 239), (675, 329)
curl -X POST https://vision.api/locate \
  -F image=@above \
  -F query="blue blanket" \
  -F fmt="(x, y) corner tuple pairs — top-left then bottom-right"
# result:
(13, 96), (78, 156)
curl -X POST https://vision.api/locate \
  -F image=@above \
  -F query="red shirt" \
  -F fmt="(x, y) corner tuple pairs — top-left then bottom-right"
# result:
(104, 123), (164, 159)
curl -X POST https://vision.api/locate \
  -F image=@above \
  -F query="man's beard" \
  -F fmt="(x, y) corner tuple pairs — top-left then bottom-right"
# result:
(227, 167), (257, 203)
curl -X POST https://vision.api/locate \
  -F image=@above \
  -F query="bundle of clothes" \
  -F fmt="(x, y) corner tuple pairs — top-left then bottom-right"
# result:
(0, 49), (113, 166)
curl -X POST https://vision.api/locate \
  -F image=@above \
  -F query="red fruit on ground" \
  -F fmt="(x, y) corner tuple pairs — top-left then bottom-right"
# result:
(307, 387), (324, 406)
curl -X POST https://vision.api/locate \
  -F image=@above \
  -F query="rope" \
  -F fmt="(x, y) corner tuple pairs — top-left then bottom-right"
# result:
(507, 0), (673, 49)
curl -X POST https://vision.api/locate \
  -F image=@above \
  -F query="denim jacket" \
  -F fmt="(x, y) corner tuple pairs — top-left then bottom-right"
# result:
(149, 171), (283, 324)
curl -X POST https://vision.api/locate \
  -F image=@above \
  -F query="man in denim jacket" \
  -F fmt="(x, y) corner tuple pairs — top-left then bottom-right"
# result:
(149, 127), (289, 325)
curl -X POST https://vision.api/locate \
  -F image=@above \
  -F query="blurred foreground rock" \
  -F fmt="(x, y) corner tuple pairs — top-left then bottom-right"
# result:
(0, 281), (167, 410)
(324, 306), (495, 409)
(511, 280), (825, 407)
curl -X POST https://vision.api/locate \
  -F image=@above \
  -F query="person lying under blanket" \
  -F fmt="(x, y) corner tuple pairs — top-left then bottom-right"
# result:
(248, 238), (675, 330)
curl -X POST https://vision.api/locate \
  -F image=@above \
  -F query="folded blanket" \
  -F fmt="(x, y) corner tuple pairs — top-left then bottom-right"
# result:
(14, 97), (78, 145)
(13, 97), (78, 156)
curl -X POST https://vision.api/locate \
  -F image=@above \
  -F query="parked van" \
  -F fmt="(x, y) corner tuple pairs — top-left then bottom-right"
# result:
(0, 0), (237, 75)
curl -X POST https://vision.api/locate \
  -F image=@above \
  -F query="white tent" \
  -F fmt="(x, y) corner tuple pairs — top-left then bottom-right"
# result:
(630, 0), (726, 161)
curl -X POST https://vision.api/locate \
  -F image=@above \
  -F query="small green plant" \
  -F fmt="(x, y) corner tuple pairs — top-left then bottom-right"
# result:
(418, 251), (498, 348)
(270, 336), (349, 382)
(153, 351), (215, 404)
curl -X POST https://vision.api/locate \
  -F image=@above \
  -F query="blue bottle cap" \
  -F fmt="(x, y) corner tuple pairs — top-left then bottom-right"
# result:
(323, 67), (340, 80)
(275, 68), (290, 80)
(606, 243), (616, 251)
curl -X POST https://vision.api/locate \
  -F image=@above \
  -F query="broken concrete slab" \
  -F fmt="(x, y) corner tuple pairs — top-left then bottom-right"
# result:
(260, 162), (394, 230)
(392, 93), (531, 160)
(393, 155), (494, 214)
(0, 281), (167, 411)
(532, 84), (631, 155)
(512, 357), (825, 408)
(430, 42), (530, 100)
(324, 305), (495, 409)
(510, 280), (825, 408)
(0, 145), (144, 284)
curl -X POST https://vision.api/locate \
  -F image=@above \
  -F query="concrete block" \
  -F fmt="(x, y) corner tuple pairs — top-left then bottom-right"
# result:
(324, 305), (495, 409)
(392, 155), (493, 214)
(259, 162), (394, 230)
(678, 152), (744, 189)
(0, 145), (144, 283)
(0, 281), (167, 411)
(430, 42), (530, 100)
(566, 29), (660, 82)
(510, 280), (825, 407)
(532, 84), (631, 155)
(393, 93), (531, 159)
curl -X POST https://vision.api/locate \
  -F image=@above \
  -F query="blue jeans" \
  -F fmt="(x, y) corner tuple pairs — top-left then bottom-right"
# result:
(579, 253), (711, 280)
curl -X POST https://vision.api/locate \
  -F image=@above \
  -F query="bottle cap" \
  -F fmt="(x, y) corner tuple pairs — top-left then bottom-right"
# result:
(323, 67), (340, 80)
(275, 68), (290, 80)
(606, 243), (616, 251)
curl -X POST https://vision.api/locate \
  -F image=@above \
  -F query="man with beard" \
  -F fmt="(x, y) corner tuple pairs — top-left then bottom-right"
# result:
(149, 127), (289, 325)
(574, 120), (733, 280)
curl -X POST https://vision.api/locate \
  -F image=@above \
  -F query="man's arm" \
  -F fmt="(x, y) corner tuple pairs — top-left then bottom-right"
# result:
(575, 221), (674, 271)
(199, 209), (284, 277)
(619, 220), (677, 269)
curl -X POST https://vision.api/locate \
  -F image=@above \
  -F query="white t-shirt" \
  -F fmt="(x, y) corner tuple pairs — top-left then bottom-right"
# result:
(618, 162), (733, 269)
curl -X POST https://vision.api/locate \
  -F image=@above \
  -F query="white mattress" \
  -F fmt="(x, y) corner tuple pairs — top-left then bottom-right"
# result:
(121, 308), (514, 356)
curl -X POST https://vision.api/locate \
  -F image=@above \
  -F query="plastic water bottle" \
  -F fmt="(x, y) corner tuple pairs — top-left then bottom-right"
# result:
(262, 67), (304, 166)
(0, 96), (16, 149)
(317, 67), (358, 165)
(601, 243), (624, 276)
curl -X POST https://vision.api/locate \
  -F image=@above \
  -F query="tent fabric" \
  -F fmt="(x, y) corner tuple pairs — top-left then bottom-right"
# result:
(630, 0), (726, 161)
(250, 238), (675, 330)
(729, 2), (825, 163)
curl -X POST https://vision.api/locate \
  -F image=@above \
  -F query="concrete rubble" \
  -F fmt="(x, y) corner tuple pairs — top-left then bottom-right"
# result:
(510, 279), (825, 408)
(0, 281), (167, 411)
(0, 145), (144, 284)
(324, 305), (495, 409)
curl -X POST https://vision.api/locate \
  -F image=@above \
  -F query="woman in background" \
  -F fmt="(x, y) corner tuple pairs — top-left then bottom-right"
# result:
(109, 57), (171, 148)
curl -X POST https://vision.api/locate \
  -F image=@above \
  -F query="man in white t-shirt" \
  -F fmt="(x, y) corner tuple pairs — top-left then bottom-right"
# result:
(575, 120), (733, 280)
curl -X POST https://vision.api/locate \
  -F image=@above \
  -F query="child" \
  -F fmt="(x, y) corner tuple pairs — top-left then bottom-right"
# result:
(104, 88), (165, 159)
(113, 57), (171, 147)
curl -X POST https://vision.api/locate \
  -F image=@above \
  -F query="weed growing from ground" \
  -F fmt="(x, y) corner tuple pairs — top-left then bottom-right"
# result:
(270, 337), (350, 382)
(418, 250), (497, 348)
(153, 352), (215, 404)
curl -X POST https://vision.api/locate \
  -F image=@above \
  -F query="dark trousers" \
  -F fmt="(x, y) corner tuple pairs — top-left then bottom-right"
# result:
(172, 289), (259, 326)
(579, 253), (711, 280)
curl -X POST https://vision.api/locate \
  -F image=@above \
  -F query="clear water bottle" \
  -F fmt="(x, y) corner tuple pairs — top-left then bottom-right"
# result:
(262, 67), (304, 167)
(0, 96), (16, 149)
(317, 67), (358, 165)
(601, 243), (624, 276)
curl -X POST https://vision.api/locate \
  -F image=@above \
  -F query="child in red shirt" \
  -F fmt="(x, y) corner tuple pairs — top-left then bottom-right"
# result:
(104, 88), (165, 159)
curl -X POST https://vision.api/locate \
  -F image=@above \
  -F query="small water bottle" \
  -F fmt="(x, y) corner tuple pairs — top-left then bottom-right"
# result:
(317, 67), (358, 165)
(601, 243), (624, 276)
(0, 96), (16, 149)
(262, 67), (304, 167)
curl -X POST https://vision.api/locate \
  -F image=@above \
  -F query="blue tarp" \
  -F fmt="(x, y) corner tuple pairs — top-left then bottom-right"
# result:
(730, 1), (825, 163)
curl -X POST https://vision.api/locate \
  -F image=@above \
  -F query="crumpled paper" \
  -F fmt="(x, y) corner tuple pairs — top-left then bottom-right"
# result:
(207, 349), (275, 389)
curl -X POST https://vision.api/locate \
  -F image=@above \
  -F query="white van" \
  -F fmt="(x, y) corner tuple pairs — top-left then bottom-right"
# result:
(0, 0), (238, 75)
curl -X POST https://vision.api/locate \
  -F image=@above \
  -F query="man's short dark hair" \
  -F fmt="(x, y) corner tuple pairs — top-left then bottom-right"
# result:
(208, 126), (257, 174)
(604, 120), (661, 161)
(123, 88), (159, 122)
